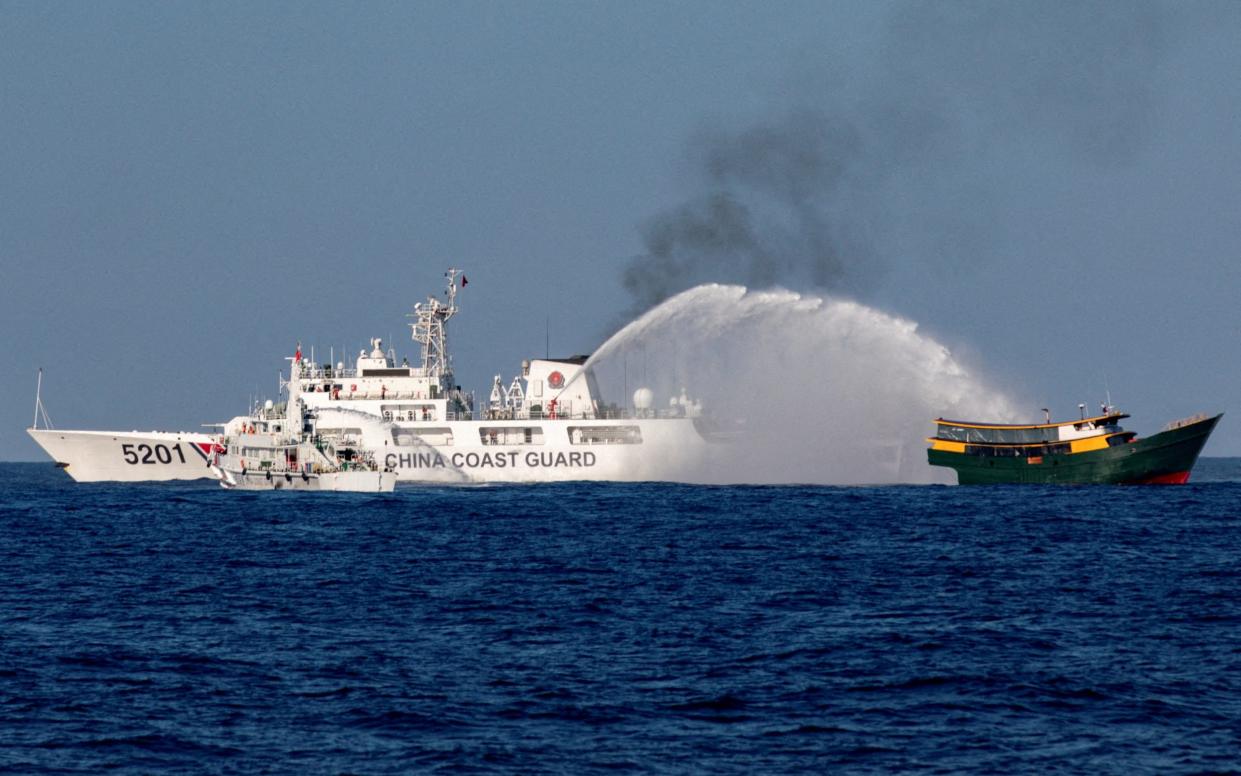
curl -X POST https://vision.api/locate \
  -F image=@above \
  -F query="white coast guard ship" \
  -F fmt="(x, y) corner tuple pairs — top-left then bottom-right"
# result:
(210, 397), (396, 493)
(28, 269), (719, 484)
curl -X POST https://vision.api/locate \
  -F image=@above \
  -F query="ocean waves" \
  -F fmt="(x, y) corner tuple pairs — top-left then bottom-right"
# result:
(1, 463), (1240, 773)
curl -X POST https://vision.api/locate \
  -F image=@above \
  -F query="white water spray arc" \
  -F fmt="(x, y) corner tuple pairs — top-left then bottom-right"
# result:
(579, 284), (1018, 484)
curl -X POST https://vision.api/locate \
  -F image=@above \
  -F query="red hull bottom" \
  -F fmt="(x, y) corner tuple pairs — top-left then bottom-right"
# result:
(1127, 470), (1191, 485)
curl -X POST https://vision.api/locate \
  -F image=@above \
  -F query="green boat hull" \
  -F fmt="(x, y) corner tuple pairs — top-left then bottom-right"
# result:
(928, 414), (1221, 485)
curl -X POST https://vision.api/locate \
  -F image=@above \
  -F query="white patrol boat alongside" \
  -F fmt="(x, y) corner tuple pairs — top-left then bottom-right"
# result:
(28, 270), (720, 484)
(210, 379), (395, 493)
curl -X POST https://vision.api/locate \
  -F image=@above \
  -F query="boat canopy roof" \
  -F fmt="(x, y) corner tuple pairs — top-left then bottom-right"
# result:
(932, 412), (1128, 445)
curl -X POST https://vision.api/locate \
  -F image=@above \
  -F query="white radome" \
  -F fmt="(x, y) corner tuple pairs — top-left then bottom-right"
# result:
(633, 387), (654, 411)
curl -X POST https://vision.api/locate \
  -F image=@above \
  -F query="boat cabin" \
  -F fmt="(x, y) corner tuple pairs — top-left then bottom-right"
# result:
(928, 412), (1136, 458)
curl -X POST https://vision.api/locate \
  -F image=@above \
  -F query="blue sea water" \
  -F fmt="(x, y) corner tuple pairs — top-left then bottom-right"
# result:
(1, 461), (1240, 774)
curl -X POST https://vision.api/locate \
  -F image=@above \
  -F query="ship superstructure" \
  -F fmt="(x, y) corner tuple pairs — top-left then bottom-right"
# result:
(283, 269), (711, 482)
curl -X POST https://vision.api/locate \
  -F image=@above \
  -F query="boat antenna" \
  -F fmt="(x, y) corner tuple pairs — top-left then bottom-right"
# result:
(32, 368), (53, 430)
(33, 368), (41, 428)
(1078, 403), (1086, 420)
(1042, 408), (1050, 424)
(545, 315), (549, 359)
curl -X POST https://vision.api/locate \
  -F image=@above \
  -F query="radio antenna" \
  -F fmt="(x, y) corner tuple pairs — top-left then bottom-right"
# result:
(31, 369), (53, 429)
(33, 368), (41, 428)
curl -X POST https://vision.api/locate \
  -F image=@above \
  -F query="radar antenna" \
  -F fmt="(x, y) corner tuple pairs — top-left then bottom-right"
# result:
(407, 268), (461, 385)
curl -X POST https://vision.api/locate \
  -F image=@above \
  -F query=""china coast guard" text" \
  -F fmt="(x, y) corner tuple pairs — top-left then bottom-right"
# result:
(385, 450), (597, 470)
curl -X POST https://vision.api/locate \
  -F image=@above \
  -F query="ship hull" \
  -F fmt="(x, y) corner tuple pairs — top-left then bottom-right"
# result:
(29, 416), (717, 484)
(928, 414), (1220, 485)
(27, 428), (218, 482)
(215, 467), (395, 492)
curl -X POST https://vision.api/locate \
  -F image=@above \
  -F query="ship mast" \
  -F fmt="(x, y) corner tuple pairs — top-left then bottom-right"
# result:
(408, 268), (460, 387)
(31, 368), (53, 430)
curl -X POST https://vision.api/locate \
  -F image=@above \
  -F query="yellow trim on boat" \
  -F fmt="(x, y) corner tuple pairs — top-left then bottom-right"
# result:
(1069, 436), (1111, 454)
(929, 439), (967, 453)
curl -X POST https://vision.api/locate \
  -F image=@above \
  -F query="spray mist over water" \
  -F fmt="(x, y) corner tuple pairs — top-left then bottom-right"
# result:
(583, 284), (1018, 485)
(606, 3), (1185, 468)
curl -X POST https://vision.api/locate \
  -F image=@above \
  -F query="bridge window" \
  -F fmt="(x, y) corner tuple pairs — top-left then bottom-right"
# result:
(393, 427), (454, 446)
(479, 427), (544, 445)
(567, 425), (643, 445)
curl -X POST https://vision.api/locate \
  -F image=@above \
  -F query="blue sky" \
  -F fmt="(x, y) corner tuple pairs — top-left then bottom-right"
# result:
(4, 1), (1240, 460)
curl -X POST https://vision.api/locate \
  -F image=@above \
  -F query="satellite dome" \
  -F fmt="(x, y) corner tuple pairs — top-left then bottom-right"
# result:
(633, 387), (654, 411)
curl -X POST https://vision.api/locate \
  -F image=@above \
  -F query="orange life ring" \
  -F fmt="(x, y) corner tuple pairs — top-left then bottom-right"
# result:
(548, 370), (564, 389)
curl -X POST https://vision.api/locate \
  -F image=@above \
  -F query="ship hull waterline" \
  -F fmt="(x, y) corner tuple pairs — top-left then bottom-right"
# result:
(213, 467), (395, 493)
(927, 414), (1221, 485)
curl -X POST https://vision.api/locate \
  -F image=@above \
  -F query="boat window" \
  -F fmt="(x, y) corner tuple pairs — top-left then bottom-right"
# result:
(567, 425), (643, 445)
(964, 442), (1070, 458)
(479, 427), (544, 446)
(394, 427), (454, 446)
(937, 424), (1058, 445)
(362, 368), (413, 377)
(381, 403), (437, 421)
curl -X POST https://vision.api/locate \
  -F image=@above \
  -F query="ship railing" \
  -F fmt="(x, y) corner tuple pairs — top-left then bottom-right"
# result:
(474, 407), (695, 422)
(388, 399), (707, 422)
(251, 402), (289, 421)
(1163, 413), (1209, 431)
(297, 364), (359, 380)
(297, 364), (442, 381)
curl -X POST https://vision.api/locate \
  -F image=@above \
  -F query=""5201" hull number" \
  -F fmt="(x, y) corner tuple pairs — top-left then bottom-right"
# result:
(121, 443), (187, 465)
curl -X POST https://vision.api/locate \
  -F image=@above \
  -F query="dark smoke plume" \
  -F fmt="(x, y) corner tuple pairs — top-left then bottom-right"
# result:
(623, 111), (869, 315)
(621, 0), (1169, 316)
